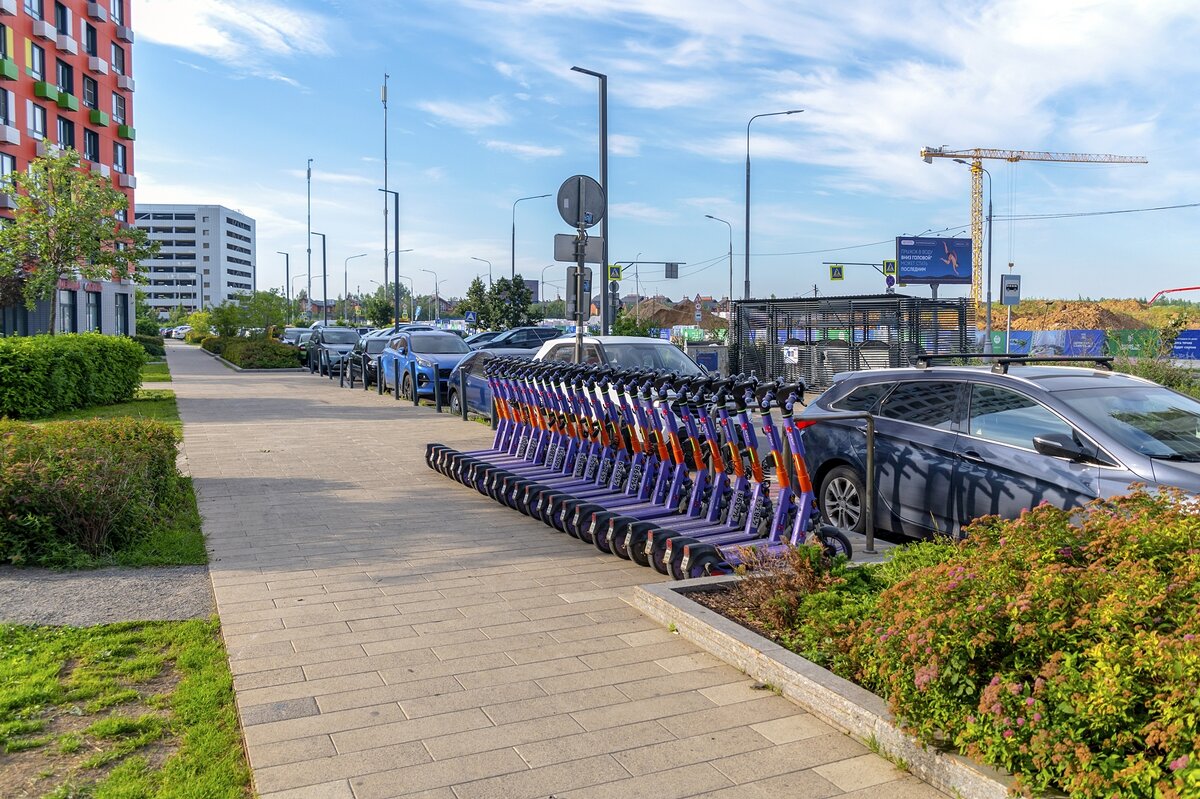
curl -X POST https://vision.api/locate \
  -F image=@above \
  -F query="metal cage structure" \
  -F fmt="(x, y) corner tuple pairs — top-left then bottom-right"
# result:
(730, 294), (977, 389)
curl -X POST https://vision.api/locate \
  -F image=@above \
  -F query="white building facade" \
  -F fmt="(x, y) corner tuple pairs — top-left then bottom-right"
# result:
(134, 204), (256, 318)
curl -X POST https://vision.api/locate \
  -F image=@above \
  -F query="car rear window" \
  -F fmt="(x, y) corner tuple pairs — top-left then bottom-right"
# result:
(322, 330), (360, 344)
(365, 339), (387, 354)
(411, 334), (471, 354)
(830, 382), (893, 413)
(878, 381), (959, 429)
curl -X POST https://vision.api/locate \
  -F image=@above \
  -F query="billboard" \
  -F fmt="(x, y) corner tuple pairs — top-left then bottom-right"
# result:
(895, 237), (973, 285)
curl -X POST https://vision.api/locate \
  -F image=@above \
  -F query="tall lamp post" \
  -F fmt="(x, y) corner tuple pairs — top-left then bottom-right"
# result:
(306, 159), (313, 315)
(745, 109), (802, 299)
(343, 253), (367, 323)
(570, 65), (609, 333)
(311, 231), (329, 325)
(276, 251), (290, 322)
(954, 158), (994, 352)
(704, 215), (733, 312)
(396, 274), (416, 321)
(291, 273), (309, 316)
(511, 194), (550, 282)
(379, 188), (401, 331)
(420, 268), (441, 323)
(471, 256), (492, 286)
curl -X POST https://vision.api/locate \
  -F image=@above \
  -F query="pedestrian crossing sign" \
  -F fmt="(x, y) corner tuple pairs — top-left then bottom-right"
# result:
(608, 264), (622, 281)
(830, 264), (845, 281)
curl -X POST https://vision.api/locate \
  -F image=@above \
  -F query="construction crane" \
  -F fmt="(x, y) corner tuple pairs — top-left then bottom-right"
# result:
(919, 147), (1148, 304)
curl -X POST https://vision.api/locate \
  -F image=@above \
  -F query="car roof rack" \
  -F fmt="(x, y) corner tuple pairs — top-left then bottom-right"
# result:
(914, 352), (1114, 374)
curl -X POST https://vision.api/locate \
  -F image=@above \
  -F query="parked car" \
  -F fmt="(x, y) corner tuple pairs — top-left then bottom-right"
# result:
(296, 332), (313, 362)
(800, 359), (1200, 540)
(279, 327), (310, 345)
(464, 330), (504, 349)
(307, 327), (360, 374)
(347, 335), (390, 388)
(532, 335), (704, 375)
(377, 330), (472, 400)
(170, 325), (192, 339)
(474, 326), (562, 352)
(446, 348), (531, 417)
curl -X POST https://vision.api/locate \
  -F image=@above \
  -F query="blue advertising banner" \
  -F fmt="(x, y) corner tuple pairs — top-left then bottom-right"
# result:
(1005, 331), (1033, 354)
(1172, 330), (1200, 360)
(1064, 330), (1106, 356)
(1031, 331), (1066, 356)
(895, 237), (973, 285)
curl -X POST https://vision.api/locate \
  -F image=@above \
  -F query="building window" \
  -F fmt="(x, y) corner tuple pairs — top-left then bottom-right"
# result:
(30, 102), (47, 137)
(85, 290), (100, 331)
(84, 23), (97, 56)
(54, 2), (69, 36)
(114, 293), (128, 335)
(24, 0), (43, 21)
(0, 90), (11, 127)
(110, 0), (124, 25)
(1, 153), (15, 179)
(112, 92), (125, 124)
(113, 141), (126, 173)
(110, 43), (125, 75)
(83, 127), (99, 161)
(0, 24), (9, 60)
(56, 116), (73, 148)
(30, 44), (45, 80)
(55, 59), (73, 95)
(82, 75), (97, 108)
(57, 288), (77, 333)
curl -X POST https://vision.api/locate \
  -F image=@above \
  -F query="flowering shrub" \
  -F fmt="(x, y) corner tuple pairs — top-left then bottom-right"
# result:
(0, 419), (181, 565)
(852, 491), (1200, 798)
(0, 334), (145, 419)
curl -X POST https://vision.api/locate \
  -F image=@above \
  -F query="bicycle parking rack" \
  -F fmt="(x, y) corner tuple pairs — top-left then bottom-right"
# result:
(424, 357), (863, 579)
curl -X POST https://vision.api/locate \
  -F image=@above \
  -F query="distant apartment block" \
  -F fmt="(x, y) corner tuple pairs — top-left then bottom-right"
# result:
(134, 204), (256, 318)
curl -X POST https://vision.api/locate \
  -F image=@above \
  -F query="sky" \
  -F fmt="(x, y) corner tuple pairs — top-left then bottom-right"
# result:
(131, 0), (1200, 306)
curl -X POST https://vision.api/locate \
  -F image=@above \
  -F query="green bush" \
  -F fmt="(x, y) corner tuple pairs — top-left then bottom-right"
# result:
(135, 317), (161, 337)
(199, 336), (227, 355)
(0, 334), (146, 419)
(0, 418), (181, 565)
(131, 334), (165, 358)
(223, 338), (301, 369)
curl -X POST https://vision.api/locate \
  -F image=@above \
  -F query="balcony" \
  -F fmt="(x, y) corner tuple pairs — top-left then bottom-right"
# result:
(56, 34), (78, 55)
(116, 74), (134, 91)
(115, 25), (133, 43)
(31, 20), (55, 40)
(56, 92), (79, 112)
(89, 109), (109, 126)
(35, 140), (61, 157)
(118, 174), (136, 188)
(0, 124), (18, 145)
(33, 81), (59, 102)
(0, 0), (14, 15)
(117, 124), (134, 140)
(88, 161), (110, 177)
(87, 55), (108, 75)
(85, 2), (106, 21)
(0, 193), (16, 210)
(0, 58), (16, 81)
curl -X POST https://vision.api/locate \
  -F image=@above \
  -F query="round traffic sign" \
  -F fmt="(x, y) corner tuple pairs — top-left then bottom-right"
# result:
(557, 175), (605, 230)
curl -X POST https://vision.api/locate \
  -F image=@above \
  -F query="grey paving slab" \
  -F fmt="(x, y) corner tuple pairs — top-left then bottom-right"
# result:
(165, 342), (946, 799)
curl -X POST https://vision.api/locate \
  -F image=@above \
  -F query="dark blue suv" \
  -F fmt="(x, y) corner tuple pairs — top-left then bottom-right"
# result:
(800, 358), (1200, 539)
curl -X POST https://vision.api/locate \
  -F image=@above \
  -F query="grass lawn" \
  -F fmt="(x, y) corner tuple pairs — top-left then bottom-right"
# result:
(141, 361), (172, 382)
(41, 389), (181, 434)
(0, 619), (250, 798)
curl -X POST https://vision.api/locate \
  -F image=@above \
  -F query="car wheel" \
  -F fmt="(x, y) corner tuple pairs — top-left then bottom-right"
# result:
(448, 389), (461, 415)
(820, 466), (865, 533)
(401, 373), (413, 400)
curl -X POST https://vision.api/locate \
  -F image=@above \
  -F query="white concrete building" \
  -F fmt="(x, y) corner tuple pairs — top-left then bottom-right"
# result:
(134, 204), (256, 318)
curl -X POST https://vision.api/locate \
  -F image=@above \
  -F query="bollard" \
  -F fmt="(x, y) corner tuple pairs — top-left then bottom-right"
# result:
(410, 361), (419, 407)
(339, 356), (345, 387)
(377, 357), (383, 395)
(348, 356), (355, 389)
(363, 353), (370, 391)
(309, 349), (316, 374)
(458, 368), (469, 421)
(393, 358), (401, 401)
(433, 369), (442, 413)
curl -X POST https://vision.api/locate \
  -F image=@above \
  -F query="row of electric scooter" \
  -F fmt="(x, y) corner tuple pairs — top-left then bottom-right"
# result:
(424, 357), (853, 580)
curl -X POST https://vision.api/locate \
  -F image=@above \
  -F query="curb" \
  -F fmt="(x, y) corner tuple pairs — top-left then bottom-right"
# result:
(632, 578), (1013, 799)
(197, 348), (305, 373)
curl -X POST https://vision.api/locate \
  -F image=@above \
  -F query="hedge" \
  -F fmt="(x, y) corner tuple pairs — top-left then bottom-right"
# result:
(202, 336), (300, 369)
(0, 418), (181, 565)
(132, 334), (166, 357)
(0, 334), (146, 419)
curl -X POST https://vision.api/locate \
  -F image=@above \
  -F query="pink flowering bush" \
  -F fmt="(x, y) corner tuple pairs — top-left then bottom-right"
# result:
(851, 490), (1200, 798)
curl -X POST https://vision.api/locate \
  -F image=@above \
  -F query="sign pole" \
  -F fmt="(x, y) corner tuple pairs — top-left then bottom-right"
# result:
(574, 231), (586, 363)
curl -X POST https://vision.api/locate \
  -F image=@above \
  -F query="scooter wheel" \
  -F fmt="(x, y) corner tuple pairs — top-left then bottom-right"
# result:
(817, 525), (853, 561)
(687, 553), (730, 579)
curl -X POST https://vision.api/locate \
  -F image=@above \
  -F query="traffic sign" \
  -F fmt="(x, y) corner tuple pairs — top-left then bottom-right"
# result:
(830, 264), (845, 281)
(554, 233), (603, 264)
(1001, 274), (1021, 306)
(608, 264), (622, 281)
(557, 175), (605, 229)
(882, 259), (897, 276)
(566, 266), (593, 318)
(465, 310), (478, 325)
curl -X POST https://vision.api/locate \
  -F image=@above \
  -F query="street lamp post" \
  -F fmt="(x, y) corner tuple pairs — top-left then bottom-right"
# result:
(379, 189), (402, 331)
(397, 274), (416, 321)
(306, 159), (312, 315)
(570, 65), (609, 334)
(344, 253), (367, 323)
(291, 273), (309, 316)
(471, 257), (492, 286)
(420, 268), (440, 323)
(745, 109), (802, 299)
(954, 158), (995, 352)
(312, 231), (329, 325)
(704, 215), (733, 313)
(276, 251), (290, 323)
(511, 194), (550, 282)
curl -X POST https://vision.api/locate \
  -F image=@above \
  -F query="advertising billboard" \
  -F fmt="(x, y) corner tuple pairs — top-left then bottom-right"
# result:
(895, 237), (973, 285)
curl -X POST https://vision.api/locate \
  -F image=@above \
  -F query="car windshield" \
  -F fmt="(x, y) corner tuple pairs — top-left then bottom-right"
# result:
(298, 333), (312, 343)
(603, 343), (703, 375)
(365, 339), (388, 354)
(322, 330), (360, 344)
(1058, 385), (1200, 460)
(411, 334), (471, 354)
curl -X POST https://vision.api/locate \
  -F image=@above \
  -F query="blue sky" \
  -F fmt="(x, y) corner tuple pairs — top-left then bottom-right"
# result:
(133, 0), (1200, 305)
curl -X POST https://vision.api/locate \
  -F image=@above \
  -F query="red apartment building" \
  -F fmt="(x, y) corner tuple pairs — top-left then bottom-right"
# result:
(0, 0), (136, 335)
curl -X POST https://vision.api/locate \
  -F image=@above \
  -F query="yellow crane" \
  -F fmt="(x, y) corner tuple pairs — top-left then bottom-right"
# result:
(919, 146), (1148, 304)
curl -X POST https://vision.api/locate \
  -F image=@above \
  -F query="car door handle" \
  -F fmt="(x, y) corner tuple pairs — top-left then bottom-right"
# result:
(958, 450), (987, 465)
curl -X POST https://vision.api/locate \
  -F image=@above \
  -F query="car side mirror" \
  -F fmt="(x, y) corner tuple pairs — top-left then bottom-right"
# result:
(1033, 432), (1089, 461)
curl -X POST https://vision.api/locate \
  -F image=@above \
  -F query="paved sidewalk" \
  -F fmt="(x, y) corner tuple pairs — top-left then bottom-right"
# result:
(168, 343), (943, 799)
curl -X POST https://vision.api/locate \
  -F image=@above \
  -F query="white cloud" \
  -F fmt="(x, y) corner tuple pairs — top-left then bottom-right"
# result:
(609, 134), (641, 157)
(484, 140), (564, 159)
(417, 98), (510, 130)
(611, 202), (675, 224)
(283, 168), (375, 186)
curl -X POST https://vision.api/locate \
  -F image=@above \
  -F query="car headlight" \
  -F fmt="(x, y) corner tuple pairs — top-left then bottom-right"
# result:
(416, 358), (435, 369)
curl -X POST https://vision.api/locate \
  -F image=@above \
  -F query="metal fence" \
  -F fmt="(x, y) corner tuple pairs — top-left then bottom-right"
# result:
(730, 293), (977, 389)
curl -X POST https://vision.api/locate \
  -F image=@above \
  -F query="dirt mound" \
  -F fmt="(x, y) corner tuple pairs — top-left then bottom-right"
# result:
(1007, 301), (1144, 330)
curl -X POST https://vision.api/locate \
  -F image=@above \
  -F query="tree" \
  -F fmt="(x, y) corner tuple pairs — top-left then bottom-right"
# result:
(541, 298), (567, 320)
(363, 285), (394, 328)
(166, 305), (190, 326)
(612, 309), (652, 337)
(134, 289), (160, 335)
(459, 276), (492, 329)
(0, 144), (158, 334)
(185, 310), (211, 338)
(238, 289), (289, 336)
(208, 301), (241, 338)
(487, 276), (535, 329)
